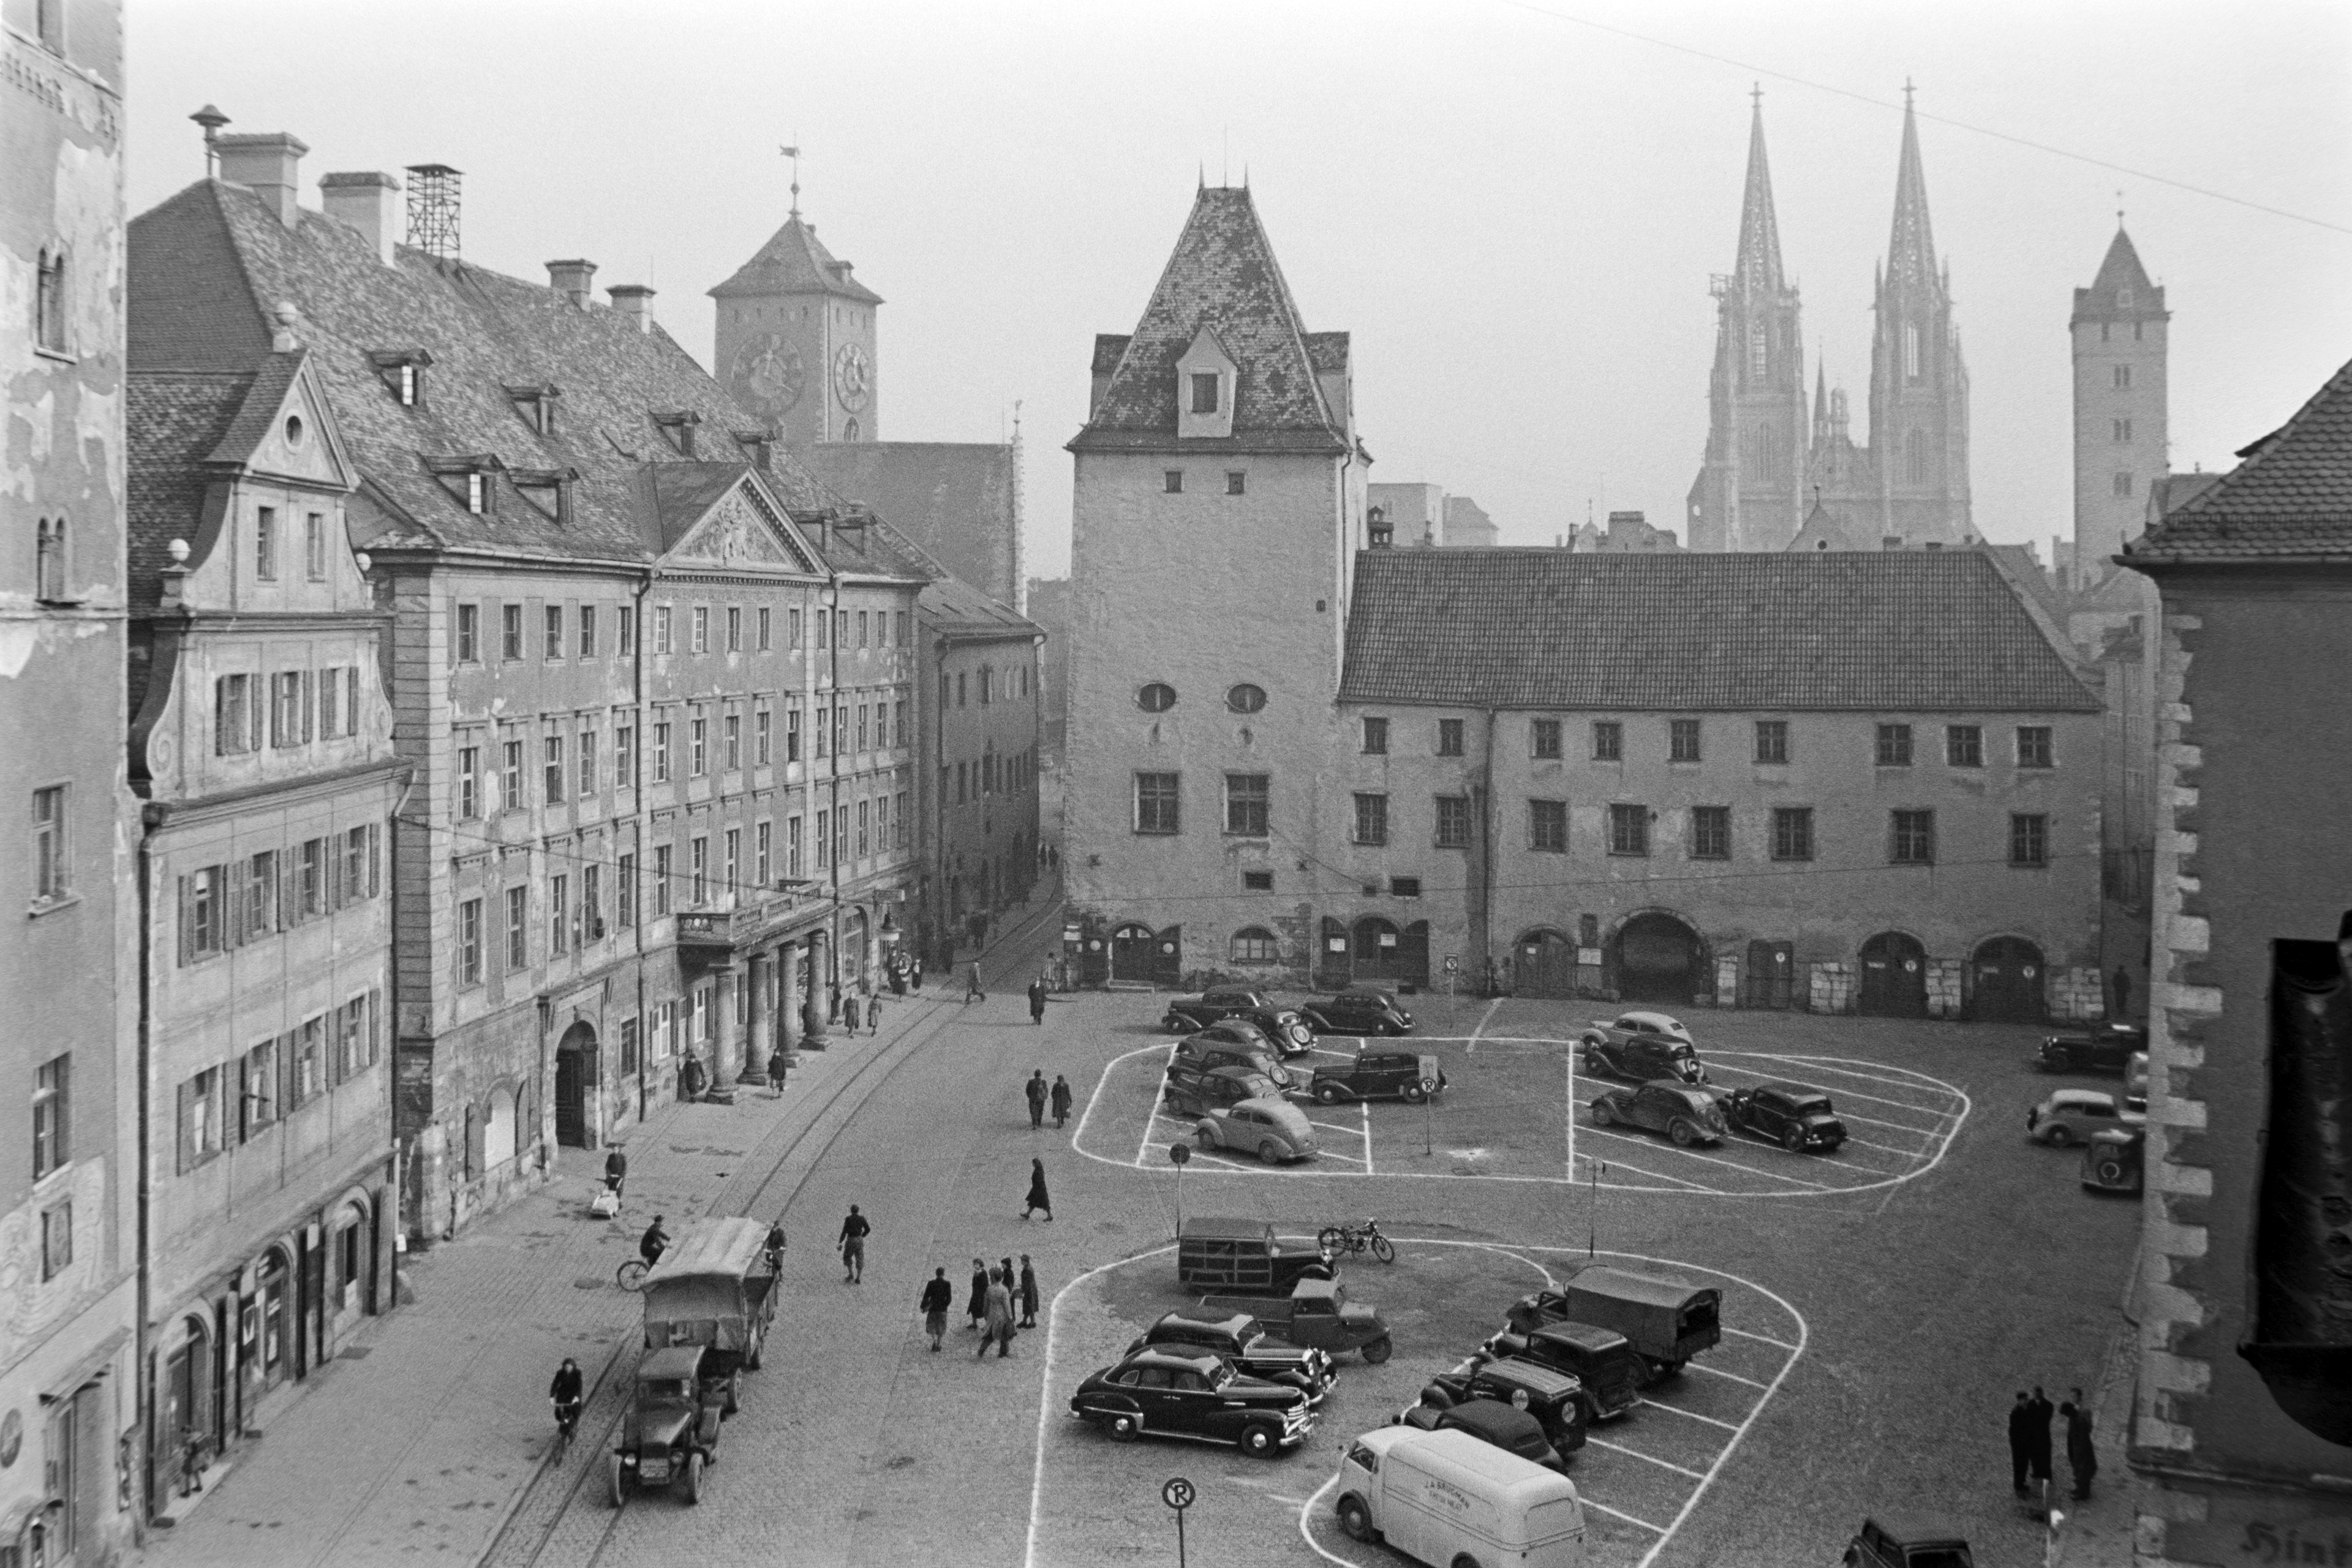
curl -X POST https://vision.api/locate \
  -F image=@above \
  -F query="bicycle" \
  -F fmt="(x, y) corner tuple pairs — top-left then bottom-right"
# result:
(615, 1257), (649, 1291)
(552, 1398), (582, 1461)
(1317, 1217), (1396, 1264)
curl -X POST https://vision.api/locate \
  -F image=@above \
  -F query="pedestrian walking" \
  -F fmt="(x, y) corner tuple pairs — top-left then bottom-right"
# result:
(838, 1205), (870, 1284)
(911, 956), (924, 991)
(2027, 1385), (2056, 1499)
(967, 1258), (989, 1330)
(2007, 1391), (2034, 1497)
(2062, 1387), (2098, 1499)
(1019, 1256), (1039, 1329)
(919, 1268), (953, 1352)
(998, 1256), (1015, 1321)
(978, 1268), (1015, 1359)
(1022, 1157), (1053, 1221)
(866, 992), (882, 1035)
(843, 992), (861, 1033)
(827, 984), (842, 1025)
(603, 1147), (628, 1198)
(766, 1044), (790, 1093)
(1028, 978), (1047, 1025)
(1025, 1070), (1048, 1129)
(1050, 1074), (1072, 1129)
(965, 962), (986, 1003)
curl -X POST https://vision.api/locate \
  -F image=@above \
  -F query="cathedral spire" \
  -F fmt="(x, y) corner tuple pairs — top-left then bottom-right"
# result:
(1733, 86), (1785, 292)
(1885, 84), (1940, 293)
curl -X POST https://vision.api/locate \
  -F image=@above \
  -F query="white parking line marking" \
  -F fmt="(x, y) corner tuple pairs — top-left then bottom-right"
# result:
(1774, 1053), (1967, 1090)
(1574, 1130), (1724, 1189)
(1133, 1046), (1174, 1169)
(1024, 1244), (1177, 1568)
(1706, 1063), (1954, 1118)
(1581, 1126), (1841, 1191)
(1844, 1134), (1932, 1157)
(1586, 1436), (1709, 1480)
(1635, 1398), (1741, 1432)
(1687, 1362), (1770, 1390)
(1836, 1110), (1941, 1137)
(1469, 996), (1502, 1054)
(1360, 1100), (1374, 1178)
(1306, 1117), (1359, 1136)
(1581, 1498), (1671, 1534)
(1724, 1325), (1801, 1352)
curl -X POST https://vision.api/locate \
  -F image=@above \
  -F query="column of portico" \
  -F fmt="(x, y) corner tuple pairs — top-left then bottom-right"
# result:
(777, 940), (801, 1056)
(710, 957), (740, 1090)
(740, 949), (770, 1085)
(801, 929), (831, 1047)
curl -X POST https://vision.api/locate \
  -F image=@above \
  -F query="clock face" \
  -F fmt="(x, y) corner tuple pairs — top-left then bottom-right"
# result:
(732, 333), (805, 415)
(833, 342), (870, 413)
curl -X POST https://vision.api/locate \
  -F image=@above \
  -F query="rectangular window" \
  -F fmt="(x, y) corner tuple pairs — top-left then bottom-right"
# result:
(619, 1017), (640, 1076)
(2011, 813), (2049, 867)
(1754, 720), (1789, 764)
(336, 993), (375, 1081)
(458, 897), (483, 986)
(345, 824), (374, 901)
(834, 703), (848, 755)
(652, 722), (671, 783)
(1191, 372), (1220, 413)
(1771, 806), (1814, 861)
(724, 712), (742, 771)
(1225, 774), (1270, 837)
(292, 1017), (323, 1104)
(617, 605), (636, 656)
(2114, 364), (2132, 389)
(549, 873), (568, 953)
(1390, 876), (1422, 897)
(315, 668), (342, 739)
(789, 606), (804, 649)
(787, 816), (804, 878)
(502, 603), (524, 661)
(181, 866), (223, 960)
(757, 607), (772, 651)
(577, 729), (597, 796)
(2113, 472), (2134, 497)
(1436, 718), (1465, 756)
(855, 703), (869, 753)
(755, 821), (771, 886)
(1226, 470), (1246, 496)
(242, 1038), (278, 1136)
(1691, 805), (1731, 859)
(1134, 772), (1180, 835)
(857, 610), (869, 649)
(579, 605), (597, 658)
(1352, 793), (1389, 846)
(1528, 718), (1561, 760)
(724, 827), (741, 890)
(1945, 725), (1983, 768)
(1241, 870), (1274, 892)
(270, 671), (307, 747)
(855, 801), (869, 857)
(1529, 798), (1567, 853)
(815, 810), (831, 869)
(1669, 718), (1702, 763)
(727, 606), (742, 653)
(1608, 803), (1649, 857)
(255, 507), (278, 579)
(1890, 809), (1936, 865)
(786, 707), (802, 763)
(244, 850), (278, 938)
(894, 791), (908, 848)
(1164, 470), (1184, 494)
(1592, 721), (1623, 762)
(545, 603), (564, 659)
(1875, 723), (1913, 767)
(818, 609), (830, 650)
(32, 784), (68, 903)
(456, 603), (480, 663)
(690, 837), (709, 904)
(692, 605), (710, 655)
(32, 1053), (67, 1178)
(617, 853), (637, 927)
(305, 512), (327, 580)
(505, 884), (527, 971)
(1361, 716), (1389, 755)
(755, 709), (771, 767)
(2113, 417), (2133, 443)
(298, 838), (325, 916)
(654, 604), (674, 655)
(1434, 794), (1471, 848)
(654, 845), (673, 916)
(502, 739), (524, 811)
(690, 717), (707, 776)
(2016, 726), (2054, 769)
(544, 736), (566, 802)
(615, 725), (634, 789)
(180, 1067), (222, 1169)
(40, 1199), (71, 1280)
(215, 673), (255, 755)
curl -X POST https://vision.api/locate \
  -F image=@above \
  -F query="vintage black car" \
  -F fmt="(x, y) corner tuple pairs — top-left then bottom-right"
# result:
(610, 1345), (727, 1506)
(1844, 1515), (1974, 1567)
(2038, 1022), (2147, 1076)
(1168, 1031), (1298, 1090)
(1068, 1349), (1316, 1457)
(1507, 1264), (1724, 1384)
(1393, 1397), (1566, 1473)
(1163, 987), (1280, 1034)
(1579, 1028), (1709, 1085)
(1589, 1080), (1728, 1146)
(1419, 1355), (1588, 1456)
(1126, 1311), (1335, 1402)
(1301, 989), (1415, 1037)
(1719, 1083), (1847, 1153)
(1476, 1321), (1643, 1422)
(1309, 1049), (1446, 1105)
(1163, 1064), (1283, 1120)
(2081, 1126), (2146, 1195)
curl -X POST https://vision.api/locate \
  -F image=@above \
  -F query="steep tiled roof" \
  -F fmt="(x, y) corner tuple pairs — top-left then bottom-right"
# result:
(794, 442), (1018, 605)
(2072, 227), (2164, 323)
(127, 179), (859, 570)
(1071, 187), (1346, 456)
(2125, 357), (2352, 566)
(916, 575), (1039, 641)
(1340, 549), (2099, 712)
(708, 214), (883, 303)
(126, 372), (249, 609)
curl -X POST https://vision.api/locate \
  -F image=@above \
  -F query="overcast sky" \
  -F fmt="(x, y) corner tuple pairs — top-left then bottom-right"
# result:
(127, 1), (2352, 579)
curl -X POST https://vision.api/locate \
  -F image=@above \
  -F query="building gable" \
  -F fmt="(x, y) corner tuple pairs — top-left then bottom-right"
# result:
(657, 472), (818, 573)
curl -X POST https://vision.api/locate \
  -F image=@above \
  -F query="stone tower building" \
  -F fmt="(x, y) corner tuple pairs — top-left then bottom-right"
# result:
(1062, 184), (1368, 983)
(709, 200), (882, 447)
(1863, 99), (1973, 546)
(2070, 225), (2167, 584)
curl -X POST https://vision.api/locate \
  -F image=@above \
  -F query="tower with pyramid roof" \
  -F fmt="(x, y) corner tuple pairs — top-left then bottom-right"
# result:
(709, 201), (884, 447)
(2070, 224), (2168, 581)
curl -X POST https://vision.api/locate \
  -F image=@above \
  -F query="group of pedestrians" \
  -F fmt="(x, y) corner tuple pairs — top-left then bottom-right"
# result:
(1024, 1069), (1073, 1129)
(2008, 1384), (2097, 1503)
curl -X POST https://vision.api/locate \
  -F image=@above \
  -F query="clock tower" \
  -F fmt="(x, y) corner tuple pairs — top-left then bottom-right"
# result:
(710, 205), (882, 447)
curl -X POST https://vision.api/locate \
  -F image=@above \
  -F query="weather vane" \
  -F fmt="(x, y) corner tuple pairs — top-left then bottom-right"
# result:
(780, 140), (802, 217)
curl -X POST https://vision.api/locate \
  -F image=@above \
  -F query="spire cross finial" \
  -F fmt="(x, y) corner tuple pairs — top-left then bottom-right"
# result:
(1750, 81), (1763, 110)
(780, 141), (802, 217)
(2116, 189), (2126, 229)
(1903, 78), (1915, 109)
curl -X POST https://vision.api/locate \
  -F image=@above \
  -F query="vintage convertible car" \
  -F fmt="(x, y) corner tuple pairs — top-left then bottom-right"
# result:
(1719, 1083), (1847, 1152)
(1589, 1080), (1728, 1147)
(1068, 1349), (1316, 1457)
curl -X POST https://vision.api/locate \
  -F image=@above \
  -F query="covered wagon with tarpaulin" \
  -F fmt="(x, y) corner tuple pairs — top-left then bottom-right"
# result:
(640, 1217), (780, 1413)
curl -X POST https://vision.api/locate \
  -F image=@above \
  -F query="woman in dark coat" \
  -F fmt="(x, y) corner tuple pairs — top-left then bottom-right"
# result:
(1019, 1256), (1040, 1329)
(1022, 1158), (1053, 1221)
(966, 1257), (989, 1329)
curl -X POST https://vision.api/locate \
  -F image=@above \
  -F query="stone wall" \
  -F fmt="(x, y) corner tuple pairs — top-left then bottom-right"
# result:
(1808, 962), (1855, 1014)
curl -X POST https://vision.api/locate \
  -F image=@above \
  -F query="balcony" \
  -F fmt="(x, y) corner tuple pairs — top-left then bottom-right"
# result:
(674, 881), (822, 953)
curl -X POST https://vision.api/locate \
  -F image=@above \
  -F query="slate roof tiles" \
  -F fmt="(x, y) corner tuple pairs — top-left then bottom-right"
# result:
(2124, 356), (2352, 566)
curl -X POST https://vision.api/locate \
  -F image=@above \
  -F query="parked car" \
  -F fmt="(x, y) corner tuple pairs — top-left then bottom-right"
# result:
(1719, 1083), (1847, 1153)
(2027, 1088), (2144, 1147)
(1126, 1311), (1335, 1402)
(1578, 1016), (1708, 1083)
(1163, 987), (1281, 1034)
(610, 1344), (728, 1506)
(1163, 1064), (1283, 1120)
(1068, 1349), (1316, 1457)
(1302, 989), (1416, 1037)
(1202, 1276), (1395, 1363)
(2125, 1050), (2149, 1114)
(1844, 1515), (1975, 1567)
(1476, 1320), (1643, 1423)
(1506, 1264), (1723, 1383)
(2081, 1126), (2146, 1194)
(1333, 1427), (1588, 1567)
(2037, 1022), (2147, 1076)
(1394, 1398), (1566, 1473)
(1589, 1080), (1728, 1147)
(1240, 1006), (1319, 1055)
(1310, 1049), (1447, 1105)
(1196, 1096), (1318, 1164)
(1169, 1031), (1298, 1090)
(1419, 1356), (1589, 1457)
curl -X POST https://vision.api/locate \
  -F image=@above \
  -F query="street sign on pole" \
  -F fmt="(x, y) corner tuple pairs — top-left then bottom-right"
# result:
(1169, 1142), (1190, 1234)
(1420, 1077), (1438, 1155)
(1163, 1476), (1196, 1568)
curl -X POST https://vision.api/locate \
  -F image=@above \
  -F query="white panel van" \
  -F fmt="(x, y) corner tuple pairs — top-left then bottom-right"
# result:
(1332, 1425), (1586, 1568)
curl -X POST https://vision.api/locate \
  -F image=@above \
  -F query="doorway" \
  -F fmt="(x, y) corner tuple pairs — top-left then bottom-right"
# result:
(1514, 929), (1576, 998)
(1970, 936), (2046, 1022)
(1614, 913), (1705, 1004)
(1110, 923), (1156, 983)
(554, 1021), (597, 1148)
(1744, 940), (1794, 1009)
(1857, 932), (1928, 1017)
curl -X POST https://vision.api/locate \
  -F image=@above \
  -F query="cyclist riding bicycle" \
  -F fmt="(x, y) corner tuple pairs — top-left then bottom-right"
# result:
(639, 1216), (671, 1268)
(549, 1357), (584, 1438)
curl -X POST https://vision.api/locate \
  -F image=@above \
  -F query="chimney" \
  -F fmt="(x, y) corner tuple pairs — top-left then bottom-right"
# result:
(546, 259), (598, 308)
(607, 284), (655, 333)
(1882, 536), (1904, 551)
(320, 172), (401, 265)
(216, 132), (309, 228)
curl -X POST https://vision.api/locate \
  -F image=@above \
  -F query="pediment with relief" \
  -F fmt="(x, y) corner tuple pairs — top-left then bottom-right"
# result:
(665, 478), (816, 571)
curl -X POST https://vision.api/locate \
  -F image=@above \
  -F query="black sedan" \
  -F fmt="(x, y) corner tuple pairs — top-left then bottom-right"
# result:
(1720, 1084), (1847, 1153)
(1125, 1312), (1335, 1403)
(1162, 987), (1281, 1034)
(1309, 1049), (1446, 1105)
(2038, 1022), (2147, 1075)
(1302, 989), (1415, 1036)
(1068, 1349), (1316, 1457)
(1163, 1064), (1284, 1120)
(1589, 1080), (1728, 1147)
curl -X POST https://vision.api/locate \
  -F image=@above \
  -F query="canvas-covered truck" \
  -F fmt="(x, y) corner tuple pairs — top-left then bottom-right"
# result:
(1203, 1276), (1393, 1363)
(1503, 1263), (1721, 1384)
(639, 1217), (780, 1414)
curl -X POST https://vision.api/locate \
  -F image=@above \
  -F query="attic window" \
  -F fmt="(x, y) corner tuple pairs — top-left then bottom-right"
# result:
(426, 454), (501, 516)
(734, 429), (775, 472)
(506, 384), (561, 437)
(1190, 372), (1221, 415)
(512, 468), (577, 524)
(369, 349), (434, 407)
(652, 411), (701, 457)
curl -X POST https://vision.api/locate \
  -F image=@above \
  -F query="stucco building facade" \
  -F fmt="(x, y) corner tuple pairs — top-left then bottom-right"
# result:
(915, 578), (1042, 968)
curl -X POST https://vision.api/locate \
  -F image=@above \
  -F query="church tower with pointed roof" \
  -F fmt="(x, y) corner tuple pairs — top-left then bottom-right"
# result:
(710, 204), (883, 448)
(1863, 94), (1972, 545)
(1686, 99), (1809, 552)
(2070, 224), (2168, 582)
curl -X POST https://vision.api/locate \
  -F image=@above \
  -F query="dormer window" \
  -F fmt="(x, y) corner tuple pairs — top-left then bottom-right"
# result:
(506, 383), (560, 436)
(1175, 326), (1237, 441)
(511, 468), (577, 524)
(1190, 373), (1221, 415)
(2117, 287), (2135, 308)
(426, 454), (501, 515)
(652, 410), (701, 457)
(370, 349), (434, 407)
(734, 429), (775, 471)
(466, 473), (488, 513)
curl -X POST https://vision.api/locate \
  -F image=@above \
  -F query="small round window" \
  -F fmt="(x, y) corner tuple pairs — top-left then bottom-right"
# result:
(1227, 684), (1266, 714)
(1137, 682), (1177, 713)
(284, 413), (306, 448)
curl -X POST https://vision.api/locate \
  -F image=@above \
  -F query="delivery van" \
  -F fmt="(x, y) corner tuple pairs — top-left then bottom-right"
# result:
(1333, 1425), (1586, 1567)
